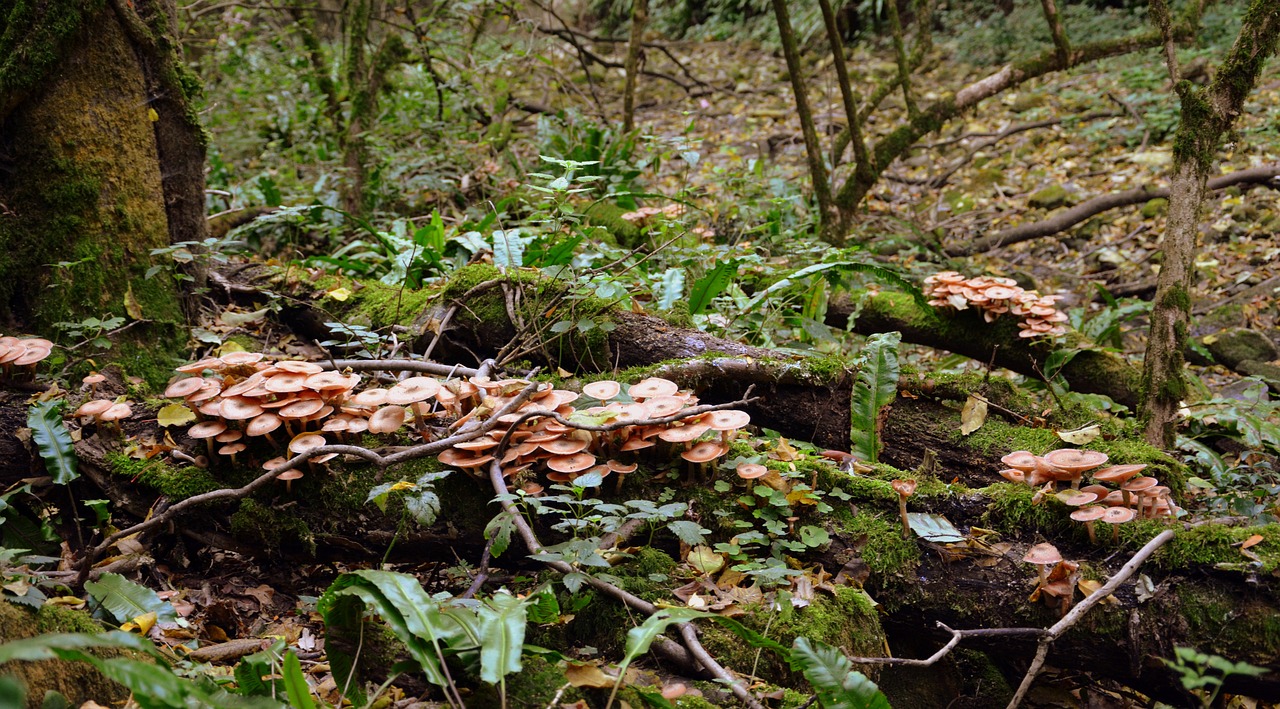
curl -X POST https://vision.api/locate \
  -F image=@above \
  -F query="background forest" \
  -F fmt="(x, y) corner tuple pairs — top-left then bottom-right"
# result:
(0, 0), (1278, 707)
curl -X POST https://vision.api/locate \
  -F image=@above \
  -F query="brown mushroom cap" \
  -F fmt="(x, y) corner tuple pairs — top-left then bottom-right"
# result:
(659, 423), (711, 443)
(891, 479), (917, 497)
(289, 433), (328, 455)
(220, 351), (264, 366)
(175, 358), (221, 374)
(387, 377), (440, 404)
(277, 469), (305, 482)
(1092, 464), (1147, 484)
(82, 373), (106, 386)
(1043, 449), (1109, 474)
(547, 452), (597, 473)
(998, 468), (1027, 484)
(1121, 476), (1159, 493)
(75, 400), (114, 418)
(99, 403), (132, 422)
(278, 398), (325, 419)
(583, 380), (622, 400)
(220, 396), (265, 420)
(643, 396), (687, 417)
(187, 380), (222, 403)
(1023, 542), (1063, 565)
(274, 360), (324, 374)
(246, 412), (283, 437)
(628, 377), (679, 400)
(218, 442), (247, 456)
(681, 441), (728, 464)
(1058, 490), (1099, 506)
(620, 437), (656, 452)
(1101, 507), (1136, 524)
(351, 388), (390, 407)
(263, 456), (288, 471)
(541, 437), (590, 455)
(215, 429), (244, 443)
(736, 463), (768, 479)
(1070, 506), (1107, 522)
(367, 406), (407, 434)
(1001, 451), (1041, 473)
(188, 420), (228, 439)
(705, 410), (751, 431)
(438, 448), (495, 469)
(305, 371), (360, 393)
(265, 372), (308, 393)
(607, 460), (638, 474)
(13, 345), (51, 366)
(221, 373), (268, 398)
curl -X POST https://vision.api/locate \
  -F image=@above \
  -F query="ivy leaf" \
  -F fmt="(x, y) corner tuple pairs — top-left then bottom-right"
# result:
(28, 400), (78, 485)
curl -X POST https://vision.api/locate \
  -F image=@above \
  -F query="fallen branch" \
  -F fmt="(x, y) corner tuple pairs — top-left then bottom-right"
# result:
(928, 111), (1121, 187)
(1006, 529), (1176, 708)
(950, 164), (1280, 256)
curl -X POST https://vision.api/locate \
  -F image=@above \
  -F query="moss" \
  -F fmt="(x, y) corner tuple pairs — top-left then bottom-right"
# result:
(0, 0), (106, 109)
(583, 201), (640, 248)
(0, 602), (130, 708)
(315, 275), (438, 329)
(108, 453), (221, 501)
(36, 604), (104, 634)
(979, 482), (1070, 536)
(1148, 522), (1280, 572)
(230, 499), (316, 556)
(1176, 585), (1280, 664)
(469, 656), (584, 708)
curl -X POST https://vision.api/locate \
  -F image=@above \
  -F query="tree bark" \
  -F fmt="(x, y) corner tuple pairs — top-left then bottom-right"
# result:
(1141, 1), (1280, 447)
(0, 0), (202, 339)
(621, 0), (647, 133)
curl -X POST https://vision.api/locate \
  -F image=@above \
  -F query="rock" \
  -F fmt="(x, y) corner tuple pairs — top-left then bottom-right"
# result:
(1028, 185), (1069, 210)
(1141, 198), (1168, 218)
(1237, 360), (1280, 394)
(1204, 328), (1279, 369)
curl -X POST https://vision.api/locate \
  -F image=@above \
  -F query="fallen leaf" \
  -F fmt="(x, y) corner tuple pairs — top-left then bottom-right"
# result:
(1057, 424), (1101, 445)
(124, 285), (143, 320)
(959, 395), (988, 435)
(686, 545), (724, 576)
(157, 404), (196, 427)
(326, 287), (352, 302)
(121, 611), (157, 635)
(1241, 534), (1264, 550)
(1077, 578), (1118, 605)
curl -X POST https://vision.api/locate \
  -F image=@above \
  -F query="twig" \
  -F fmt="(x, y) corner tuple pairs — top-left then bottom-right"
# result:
(1005, 529), (1176, 708)
(460, 534), (496, 600)
(321, 359), (482, 378)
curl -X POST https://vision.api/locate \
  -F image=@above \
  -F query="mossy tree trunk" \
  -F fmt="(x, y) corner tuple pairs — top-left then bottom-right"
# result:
(1141, 0), (1280, 447)
(0, 0), (204, 347)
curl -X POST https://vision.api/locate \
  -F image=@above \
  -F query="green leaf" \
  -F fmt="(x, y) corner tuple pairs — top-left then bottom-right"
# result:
(906, 513), (965, 543)
(665, 520), (709, 546)
(281, 651), (317, 709)
(485, 512), (515, 558)
(688, 261), (737, 315)
(609, 608), (715, 706)
(525, 590), (561, 625)
(0, 631), (156, 664)
(849, 332), (900, 463)
(790, 637), (891, 709)
(743, 261), (927, 314)
(28, 400), (78, 485)
(476, 591), (528, 684)
(492, 229), (526, 269)
(84, 573), (177, 625)
(657, 268), (686, 310)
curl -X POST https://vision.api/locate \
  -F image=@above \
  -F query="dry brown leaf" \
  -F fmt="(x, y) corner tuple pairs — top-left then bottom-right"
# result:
(959, 395), (988, 435)
(564, 662), (615, 688)
(1241, 534), (1264, 550)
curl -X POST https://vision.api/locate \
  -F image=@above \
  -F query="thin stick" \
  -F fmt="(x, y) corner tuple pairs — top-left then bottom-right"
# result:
(1005, 529), (1175, 708)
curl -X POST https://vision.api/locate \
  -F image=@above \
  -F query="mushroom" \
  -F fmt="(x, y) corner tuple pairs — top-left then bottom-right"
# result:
(736, 463), (768, 481)
(164, 377), (207, 401)
(681, 441), (728, 481)
(643, 396), (687, 418)
(1023, 543), (1063, 589)
(218, 442), (247, 466)
(74, 399), (114, 425)
(704, 410), (751, 444)
(246, 412), (283, 447)
(1070, 505), (1107, 544)
(607, 460), (638, 493)
(1092, 464), (1147, 486)
(1120, 476), (1159, 511)
(82, 372), (106, 396)
(546, 452), (597, 479)
(1042, 449), (1109, 489)
(891, 479), (917, 539)
(188, 420), (228, 456)
(277, 468), (305, 492)
(582, 380), (621, 401)
(1101, 506), (1136, 543)
(628, 377), (679, 400)
(367, 405), (407, 435)
(100, 403), (133, 437)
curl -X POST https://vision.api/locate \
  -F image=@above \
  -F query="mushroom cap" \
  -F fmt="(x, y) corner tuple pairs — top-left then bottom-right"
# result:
(681, 441), (728, 464)
(541, 438), (589, 455)
(277, 469), (305, 481)
(1070, 505), (1107, 522)
(736, 463), (768, 479)
(628, 377), (680, 400)
(289, 433), (328, 455)
(583, 380), (622, 400)
(246, 412), (283, 437)
(221, 373), (268, 398)
(265, 372), (308, 393)
(100, 403), (133, 422)
(705, 410), (751, 431)
(1023, 542), (1063, 565)
(218, 442), (247, 456)
(220, 351), (264, 366)
(221, 396), (265, 420)
(546, 451), (597, 473)
(620, 437), (655, 451)
(346, 418), (369, 434)
(75, 399), (114, 417)
(658, 423), (710, 443)
(607, 460), (638, 474)
(175, 358), (221, 374)
(998, 468), (1027, 484)
(891, 479), (918, 497)
(643, 396), (687, 417)
(278, 397), (325, 419)
(188, 420), (228, 439)
(13, 346), (51, 366)
(351, 388), (390, 407)
(1042, 449), (1109, 474)
(520, 482), (545, 495)
(1101, 507), (1137, 524)
(82, 373), (106, 385)
(438, 448), (495, 468)
(1001, 451), (1041, 473)
(263, 456), (288, 471)
(274, 360), (324, 374)
(1120, 476), (1159, 493)
(186, 380), (223, 403)
(1058, 490), (1098, 507)
(215, 429), (244, 443)
(1080, 484), (1110, 498)
(305, 371), (360, 393)
(1092, 464), (1147, 484)
(367, 405), (407, 434)
(386, 377), (440, 404)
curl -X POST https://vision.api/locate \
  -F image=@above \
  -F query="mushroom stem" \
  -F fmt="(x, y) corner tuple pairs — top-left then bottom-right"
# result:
(897, 495), (910, 539)
(1084, 521), (1096, 545)
(1037, 565), (1047, 588)
(1112, 523), (1120, 544)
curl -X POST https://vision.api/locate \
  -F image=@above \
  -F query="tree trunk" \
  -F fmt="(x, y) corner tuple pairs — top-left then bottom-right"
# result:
(621, 0), (647, 133)
(1141, 1), (1280, 447)
(0, 0), (203, 350)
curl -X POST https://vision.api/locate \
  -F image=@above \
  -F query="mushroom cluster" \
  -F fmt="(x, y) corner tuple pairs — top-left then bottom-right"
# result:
(1023, 542), (1079, 617)
(998, 449), (1178, 542)
(620, 203), (685, 225)
(923, 272), (1068, 338)
(436, 376), (751, 490)
(73, 398), (134, 433)
(0, 336), (53, 378)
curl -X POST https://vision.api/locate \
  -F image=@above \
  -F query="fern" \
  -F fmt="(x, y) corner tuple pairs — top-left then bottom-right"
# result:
(850, 332), (901, 463)
(790, 637), (891, 709)
(28, 400), (78, 485)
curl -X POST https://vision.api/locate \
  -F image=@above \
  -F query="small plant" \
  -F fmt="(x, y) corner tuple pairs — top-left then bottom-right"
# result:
(1163, 646), (1268, 708)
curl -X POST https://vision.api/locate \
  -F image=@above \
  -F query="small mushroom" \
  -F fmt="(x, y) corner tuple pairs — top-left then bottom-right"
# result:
(1042, 449), (1109, 489)
(367, 405), (407, 435)
(681, 441), (728, 481)
(1023, 542), (1063, 589)
(1120, 476), (1159, 510)
(582, 380), (622, 401)
(1070, 505), (1107, 544)
(82, 372), (106, 396)
(188, 420), (228, 456)
(1101, 506), (1136, 543)
(891, 479), (917, 539)
(736, 463), (768, 481)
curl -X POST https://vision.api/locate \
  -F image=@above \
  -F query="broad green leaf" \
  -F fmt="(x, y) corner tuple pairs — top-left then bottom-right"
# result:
(281, 651), (317, 709)
(28, 400), (78, 484)
(609, 608), (714, 706)
(657, 268), (686, 310)
(688, 261), (737, 315)
(790, 637), (891, 709)
(665, 520), (709, 547)
(492, 229), (526, 269)
(906, 513), (965, 543)
(742, 261), (927, 313)
(485, 512), (515, 558)
(84, 573), (177, 625)
(476, 591), (527, 684)
(850, 332), (900, 463)
(0, 631), (156, 664)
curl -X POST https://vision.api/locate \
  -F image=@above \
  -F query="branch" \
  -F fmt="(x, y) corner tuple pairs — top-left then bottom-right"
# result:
(1039, 0), (1071, 66)
(1006, 529), (1176, 708)
(926, 111), (1120, 187)
(950, 163), (1280, 255)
